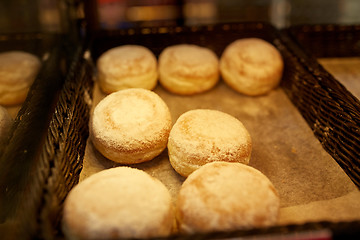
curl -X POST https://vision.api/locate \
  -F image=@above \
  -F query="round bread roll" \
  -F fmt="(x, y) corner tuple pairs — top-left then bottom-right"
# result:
(62, 167), (175, 239)
(168, 109), (251, 177)
(97, 45), (158, 93)
(220, 38), (284, 96)
(158, 44), (219, 95)
(90, 88), (172, 164)
(176, 162), (280, 233)
(0, 51), (41, 105)
(0, 105), (12, 138)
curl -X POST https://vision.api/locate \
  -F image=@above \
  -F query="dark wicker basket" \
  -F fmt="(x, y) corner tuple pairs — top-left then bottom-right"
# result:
(0, 32), (57, 54)
(1, 23), (360, 239)
(286, 24), (360, 58)
(283, 24), (360, 188)
(0, 37), (92, 239)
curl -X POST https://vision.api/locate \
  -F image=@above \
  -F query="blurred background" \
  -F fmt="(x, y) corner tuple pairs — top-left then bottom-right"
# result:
(0, 0), (360, 33)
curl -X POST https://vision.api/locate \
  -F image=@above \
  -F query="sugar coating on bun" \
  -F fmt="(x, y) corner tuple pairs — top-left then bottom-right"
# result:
(62, 167), (175, 239)
(90, 88), (172, 164)
(0, 51), (41, 105)
(168, 109), (251, 177)
(220, 38), (283, 96)
(0, 106), (12, 138)
(158, 44), (219, 95)
(176, 162), (280, 233)
(97, 45), (158, 93)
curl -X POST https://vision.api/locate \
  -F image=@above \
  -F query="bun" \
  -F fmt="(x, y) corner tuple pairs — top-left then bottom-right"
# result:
(0, 51), (41, 105)
(90, 88), (172, 164)
(62, 167), (175, 239)
(0, 106), (12, 139)
(176, 162), (280, 233)
(97, 45), (158, 94)
(158, 44), (219, 95)
(220, 38), (283, 96)
(168, 109), (251, 177)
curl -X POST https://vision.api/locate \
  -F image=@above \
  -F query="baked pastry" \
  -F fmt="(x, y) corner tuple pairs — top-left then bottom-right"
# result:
(0, 51), (41, 105)
(168, 109), (251, 177)
(220, 38), (283, 96)
(0, 105), (12, 139)
(158, 44), (219, 95)
(176, 161), (280, 233)
(97, 45), (158, 93)
(62, 167), (175, 239)
(90, 88), (172, 164)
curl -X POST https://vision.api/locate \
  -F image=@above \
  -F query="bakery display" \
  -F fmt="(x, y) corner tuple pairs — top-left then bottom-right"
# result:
(220, 38), (284, 96)
(1, 18), (359, 240)
(158, 44), (219, 95)
(89, 88), (172, 164)
(62, 167), (175, 239)
(176, 161), (280, 233)
(0, 51), (41, 105)
(168, 109), (252, 177)
(0, 105), (12, 139)
(97, 45), (158, 93)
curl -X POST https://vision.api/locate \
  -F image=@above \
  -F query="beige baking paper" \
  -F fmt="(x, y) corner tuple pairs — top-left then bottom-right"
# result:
(80, 75), (360, 226)
(4, 105), (21, 119)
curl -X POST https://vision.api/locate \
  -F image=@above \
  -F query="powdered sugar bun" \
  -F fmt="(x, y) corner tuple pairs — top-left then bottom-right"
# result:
(0, 51), (41, 105)
(176, 162), (280, 233)
(62, 167), (175, 239)
(158, 44), (219, 95)
(97, 45), (158, 94)
(0, 105), (12, 139)
(168, 109), (251, 177)
(220, 38), (283, 96)
(90, 88), (172, 164)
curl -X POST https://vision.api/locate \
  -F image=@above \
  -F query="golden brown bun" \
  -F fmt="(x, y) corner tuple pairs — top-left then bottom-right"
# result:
(97, 45), (158, 94)
(0, 105), (12, 138)
(158, 44), (219, 95)
(220, 38), (283, 96)
(0, 51), (41, 106)
(176, 162), (280, 233)
(168, 109), (251, 177)
(62, 167), (175, 239)
(90, 88), (172, 164)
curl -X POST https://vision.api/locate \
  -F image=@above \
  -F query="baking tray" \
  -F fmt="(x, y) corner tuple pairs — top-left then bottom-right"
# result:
(2, 22), (360, 239)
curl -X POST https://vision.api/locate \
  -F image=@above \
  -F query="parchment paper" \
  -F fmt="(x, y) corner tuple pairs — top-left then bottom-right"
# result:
(5, 105), (21, 119)
(80, 79), (360, 226)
